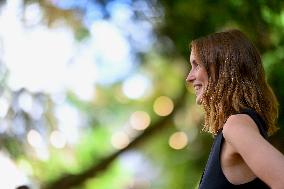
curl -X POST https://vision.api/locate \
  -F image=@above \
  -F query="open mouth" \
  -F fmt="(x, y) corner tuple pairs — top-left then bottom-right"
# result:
(194, 84), (202, 91)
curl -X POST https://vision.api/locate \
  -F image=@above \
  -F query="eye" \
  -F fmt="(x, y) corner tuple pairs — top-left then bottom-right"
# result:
(191, 60), (199, 68)
(195, 64), (200, 70)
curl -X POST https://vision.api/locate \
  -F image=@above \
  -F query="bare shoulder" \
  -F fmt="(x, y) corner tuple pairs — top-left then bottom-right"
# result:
(222, 114), (284, 188)
(222, 114), (261, 144)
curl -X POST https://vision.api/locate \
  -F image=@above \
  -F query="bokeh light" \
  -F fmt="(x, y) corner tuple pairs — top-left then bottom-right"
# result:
(50, 130), (66, 149)
(129, 111), (151, 131)
(27, 129), (44, 148)
(153, 96), (174, 116)
(169, 131), (188, 150)
(122, 74), (151, 99)
(111, 131), (130, 149)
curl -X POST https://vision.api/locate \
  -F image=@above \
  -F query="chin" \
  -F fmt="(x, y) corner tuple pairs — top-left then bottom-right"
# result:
(196, 92), (205, 105)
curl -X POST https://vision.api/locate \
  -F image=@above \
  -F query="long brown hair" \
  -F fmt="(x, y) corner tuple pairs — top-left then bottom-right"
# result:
(191, 29), (278, 135)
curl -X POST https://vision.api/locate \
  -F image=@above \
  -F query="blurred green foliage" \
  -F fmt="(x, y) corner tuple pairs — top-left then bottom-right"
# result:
(0, 0), (283, 189)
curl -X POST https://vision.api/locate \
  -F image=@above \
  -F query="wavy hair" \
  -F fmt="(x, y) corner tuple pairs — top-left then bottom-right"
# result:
(191, 29), (278, 135)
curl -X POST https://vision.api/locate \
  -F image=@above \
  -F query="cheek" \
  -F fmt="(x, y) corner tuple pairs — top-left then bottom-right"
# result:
(199, 71), (208, 83)
(204, 75), (209, 84)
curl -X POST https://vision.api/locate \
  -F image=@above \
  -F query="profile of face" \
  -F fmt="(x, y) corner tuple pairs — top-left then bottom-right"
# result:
(186, 49), (208, 104)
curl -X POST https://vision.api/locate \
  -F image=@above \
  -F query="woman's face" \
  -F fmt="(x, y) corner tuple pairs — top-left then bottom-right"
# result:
(186, 49), (208, 104)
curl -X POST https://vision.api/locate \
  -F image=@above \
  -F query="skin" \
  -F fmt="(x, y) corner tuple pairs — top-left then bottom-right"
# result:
(186, 49), (208, 105)
(186, 49), (284, 188)
(223, 115), (284, 188)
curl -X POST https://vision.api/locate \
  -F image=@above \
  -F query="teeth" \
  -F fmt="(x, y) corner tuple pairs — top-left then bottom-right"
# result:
(194, 85), (201, 90)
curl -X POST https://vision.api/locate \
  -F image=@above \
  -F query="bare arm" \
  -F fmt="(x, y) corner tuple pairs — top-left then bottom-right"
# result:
(223, 114), (284, 189)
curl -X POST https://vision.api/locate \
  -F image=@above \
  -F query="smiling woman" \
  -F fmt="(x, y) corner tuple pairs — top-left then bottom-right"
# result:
(186, 49), (208, 105)
(186, 29), (284, 189)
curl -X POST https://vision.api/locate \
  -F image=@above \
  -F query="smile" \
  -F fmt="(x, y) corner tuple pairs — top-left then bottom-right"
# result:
(194, 84), (202, 91)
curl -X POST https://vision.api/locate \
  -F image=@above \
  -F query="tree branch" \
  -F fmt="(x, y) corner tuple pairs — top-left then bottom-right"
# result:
(43, 88), (187, 189)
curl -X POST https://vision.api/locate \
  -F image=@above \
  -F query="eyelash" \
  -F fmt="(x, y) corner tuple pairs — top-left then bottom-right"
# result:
(189, 62), (200, 71)
(192, 64), (200, 70)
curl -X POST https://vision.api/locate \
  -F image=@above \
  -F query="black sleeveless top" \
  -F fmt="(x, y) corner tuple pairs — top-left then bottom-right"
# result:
(198, 109), (270, 189)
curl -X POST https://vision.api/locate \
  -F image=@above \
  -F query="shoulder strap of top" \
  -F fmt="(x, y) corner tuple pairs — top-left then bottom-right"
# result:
(238, 109), (268, 139)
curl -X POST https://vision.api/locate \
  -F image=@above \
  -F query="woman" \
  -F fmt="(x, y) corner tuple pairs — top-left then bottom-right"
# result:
(186, 29), (284, 188)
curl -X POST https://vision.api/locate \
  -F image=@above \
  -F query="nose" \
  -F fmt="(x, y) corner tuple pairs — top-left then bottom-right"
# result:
(186, 70), (194, 83)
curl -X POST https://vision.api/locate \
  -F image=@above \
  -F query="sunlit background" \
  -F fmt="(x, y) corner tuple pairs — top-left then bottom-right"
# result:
(0, 0), (284, 188)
